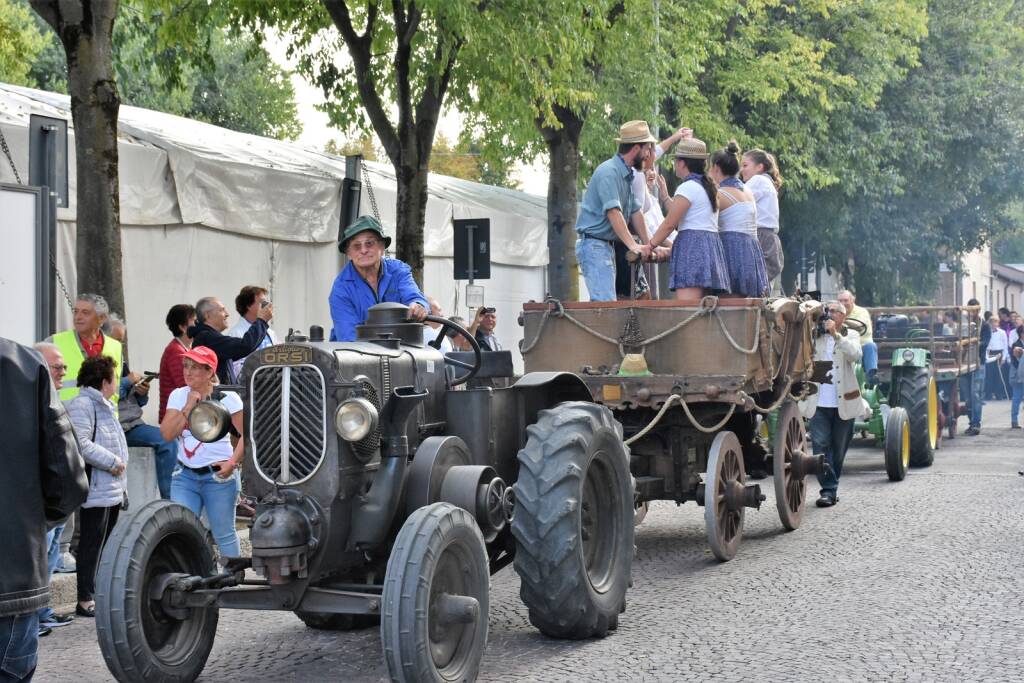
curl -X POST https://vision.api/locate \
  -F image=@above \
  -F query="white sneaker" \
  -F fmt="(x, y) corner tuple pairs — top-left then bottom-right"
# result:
(55, 552), (77, 573)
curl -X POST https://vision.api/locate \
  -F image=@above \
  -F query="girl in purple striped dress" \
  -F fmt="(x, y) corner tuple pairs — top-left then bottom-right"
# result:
(710, 142), (769, 298)
(647, 136), (730, 300)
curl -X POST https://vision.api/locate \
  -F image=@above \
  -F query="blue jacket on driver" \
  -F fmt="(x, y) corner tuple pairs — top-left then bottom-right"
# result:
(329, 258), (429, 342)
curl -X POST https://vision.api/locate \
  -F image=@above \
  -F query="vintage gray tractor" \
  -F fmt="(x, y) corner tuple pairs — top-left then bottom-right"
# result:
(94, 303), (635, 682)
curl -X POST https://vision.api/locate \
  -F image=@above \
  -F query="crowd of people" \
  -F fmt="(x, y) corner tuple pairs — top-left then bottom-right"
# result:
(575, 120), (783, 302)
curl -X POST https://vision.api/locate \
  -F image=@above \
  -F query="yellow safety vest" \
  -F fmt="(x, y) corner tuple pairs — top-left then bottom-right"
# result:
(52, 330), (123, 406)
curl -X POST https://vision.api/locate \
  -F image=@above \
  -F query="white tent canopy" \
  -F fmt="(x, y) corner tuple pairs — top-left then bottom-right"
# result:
(0, 83), (548, 377)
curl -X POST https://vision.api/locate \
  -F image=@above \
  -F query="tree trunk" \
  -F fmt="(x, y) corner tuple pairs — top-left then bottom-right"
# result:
(31, 0), (124, 317)
(394, 156), (429, 285)
(539, 105), (584, 301)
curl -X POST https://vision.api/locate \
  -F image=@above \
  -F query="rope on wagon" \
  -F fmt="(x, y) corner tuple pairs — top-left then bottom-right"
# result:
(624, 394), (738, 445)
(520, 296), (762, 358)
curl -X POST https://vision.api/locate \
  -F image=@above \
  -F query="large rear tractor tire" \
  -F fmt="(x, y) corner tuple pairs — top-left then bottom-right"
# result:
(95, 500), (219, 683)
(898, 368), (938, 467)
(884, 407), (911, 482)
(512, 402), (634, 639)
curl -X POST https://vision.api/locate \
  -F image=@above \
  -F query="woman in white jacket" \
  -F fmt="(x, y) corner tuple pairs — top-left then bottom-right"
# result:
(64, 354), (128, 618)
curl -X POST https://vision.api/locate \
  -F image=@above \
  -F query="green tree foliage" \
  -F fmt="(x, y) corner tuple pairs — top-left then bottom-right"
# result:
(783, 0), (1024, 304)
(0, 0), (47, 87)
(326, 135), (379, 161)
(142, 0), (570, 283)
(429, 133), (518, 188)
(18, 0), (301, 140)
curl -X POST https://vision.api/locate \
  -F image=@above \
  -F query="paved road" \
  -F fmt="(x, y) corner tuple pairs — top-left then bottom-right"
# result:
(37, 402), (1024, 681)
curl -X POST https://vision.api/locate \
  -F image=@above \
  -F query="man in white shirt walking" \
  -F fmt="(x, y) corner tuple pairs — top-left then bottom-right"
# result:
(801, 301), (863, 508)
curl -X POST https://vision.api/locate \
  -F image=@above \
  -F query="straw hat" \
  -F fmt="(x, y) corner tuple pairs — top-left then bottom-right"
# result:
(674, 138), (709, 160)
(615, 120), (658, 144)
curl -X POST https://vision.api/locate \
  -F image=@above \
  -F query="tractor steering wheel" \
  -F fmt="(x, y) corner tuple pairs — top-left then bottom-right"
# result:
(844, 318), (868, 335)
(424, 315), (482, 387)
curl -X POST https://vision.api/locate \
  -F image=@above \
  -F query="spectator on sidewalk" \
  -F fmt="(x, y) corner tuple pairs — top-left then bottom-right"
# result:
(159, 304), (196, 422)
(1010, 319), (1024, 429)
(986, 316), (1010, 400)
(65, 356), (129, 619)
(469, 306), (502, 351)
(189, 297), (273, 384)
(161, 347), (244, 562)
(106, 323), (178, 499)
(0, 337), (87, 670)
(226, 286), (280, 381)
(49, 293), (123, 404)
(32, 343), (79, 635)
(964, 298), (990, 436)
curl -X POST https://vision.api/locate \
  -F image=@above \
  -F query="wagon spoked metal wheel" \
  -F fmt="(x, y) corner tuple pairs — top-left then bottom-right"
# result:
(704, 431), (747, 562)
(772, 401), (809, 531)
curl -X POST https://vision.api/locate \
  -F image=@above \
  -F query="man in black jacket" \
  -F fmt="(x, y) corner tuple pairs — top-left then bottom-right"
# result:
(0, 337), (88, 681)
(188, 296), (274, 384)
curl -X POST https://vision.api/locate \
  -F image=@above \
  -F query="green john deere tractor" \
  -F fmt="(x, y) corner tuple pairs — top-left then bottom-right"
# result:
(851, 313), (946, 481)
(855, 341), (938, 483)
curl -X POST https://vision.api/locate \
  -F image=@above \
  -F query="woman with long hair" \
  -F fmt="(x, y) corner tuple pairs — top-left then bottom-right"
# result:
(65, 355), (128, 618)
(648, 136), (730, 299)
(711, 141), (769, 298)
(160, 346), (244, 560)
(740, 149), (784, 288)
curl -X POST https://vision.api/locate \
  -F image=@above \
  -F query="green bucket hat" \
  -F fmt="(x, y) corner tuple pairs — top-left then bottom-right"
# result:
(339, 215), (392, 253)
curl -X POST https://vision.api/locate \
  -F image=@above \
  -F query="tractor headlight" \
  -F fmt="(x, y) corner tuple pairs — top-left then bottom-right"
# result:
(188, 401), (231, 443)
(335, 398), (378, 442)
(902, 349), (915, 362)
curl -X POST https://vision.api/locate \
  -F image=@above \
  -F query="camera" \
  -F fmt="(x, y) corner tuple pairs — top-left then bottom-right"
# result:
(816, 307), (832, 337)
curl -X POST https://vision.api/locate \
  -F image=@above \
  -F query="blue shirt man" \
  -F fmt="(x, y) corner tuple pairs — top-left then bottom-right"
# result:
(329, 215), (429, 342)
(575, 120), (656, 301)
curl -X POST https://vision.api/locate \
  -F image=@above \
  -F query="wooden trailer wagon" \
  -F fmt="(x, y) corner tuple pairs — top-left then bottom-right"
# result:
(520, 296), (825, 561)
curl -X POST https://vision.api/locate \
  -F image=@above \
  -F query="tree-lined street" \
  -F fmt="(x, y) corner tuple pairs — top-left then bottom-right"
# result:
(36, 402), (1024, 681)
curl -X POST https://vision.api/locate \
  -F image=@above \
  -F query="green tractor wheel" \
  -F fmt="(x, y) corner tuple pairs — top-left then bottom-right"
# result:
(884, 407), (910, 482)
(897, 368), (938, 467)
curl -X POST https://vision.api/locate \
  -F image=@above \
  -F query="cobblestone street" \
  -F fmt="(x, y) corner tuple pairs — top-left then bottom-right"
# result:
(36, 402), (1024, 682)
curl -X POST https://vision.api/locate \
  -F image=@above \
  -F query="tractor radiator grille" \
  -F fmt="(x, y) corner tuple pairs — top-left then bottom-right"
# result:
(250, 365), (327, 484)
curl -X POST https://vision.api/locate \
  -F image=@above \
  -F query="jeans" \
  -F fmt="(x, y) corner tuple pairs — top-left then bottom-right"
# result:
(125, 424), (178, 499)
(171, 465), (241, 557)
(1012, 382), (1024, 426)
(861, 342), (878, 373)
(810, 407), (855, 498)
(970, 365), (986, 429)
(0, 613), (38, 682)
(575, 237), (617, 302)
(36, 520), (67, 622)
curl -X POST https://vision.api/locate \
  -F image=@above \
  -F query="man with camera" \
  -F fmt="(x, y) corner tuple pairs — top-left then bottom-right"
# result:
(802, 300), (864, 508)
(469, 306), (501, 351)
(227, 286), (280, 381)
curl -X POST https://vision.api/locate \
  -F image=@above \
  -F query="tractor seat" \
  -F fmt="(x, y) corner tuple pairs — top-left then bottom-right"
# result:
(445, 349), (514, 379)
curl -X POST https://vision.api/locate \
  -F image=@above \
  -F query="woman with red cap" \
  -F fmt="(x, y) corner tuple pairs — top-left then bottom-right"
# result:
(160, 346), (244, 559)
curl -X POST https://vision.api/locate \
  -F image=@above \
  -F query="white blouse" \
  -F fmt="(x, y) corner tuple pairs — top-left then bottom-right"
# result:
(674, 180), (718, 232)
